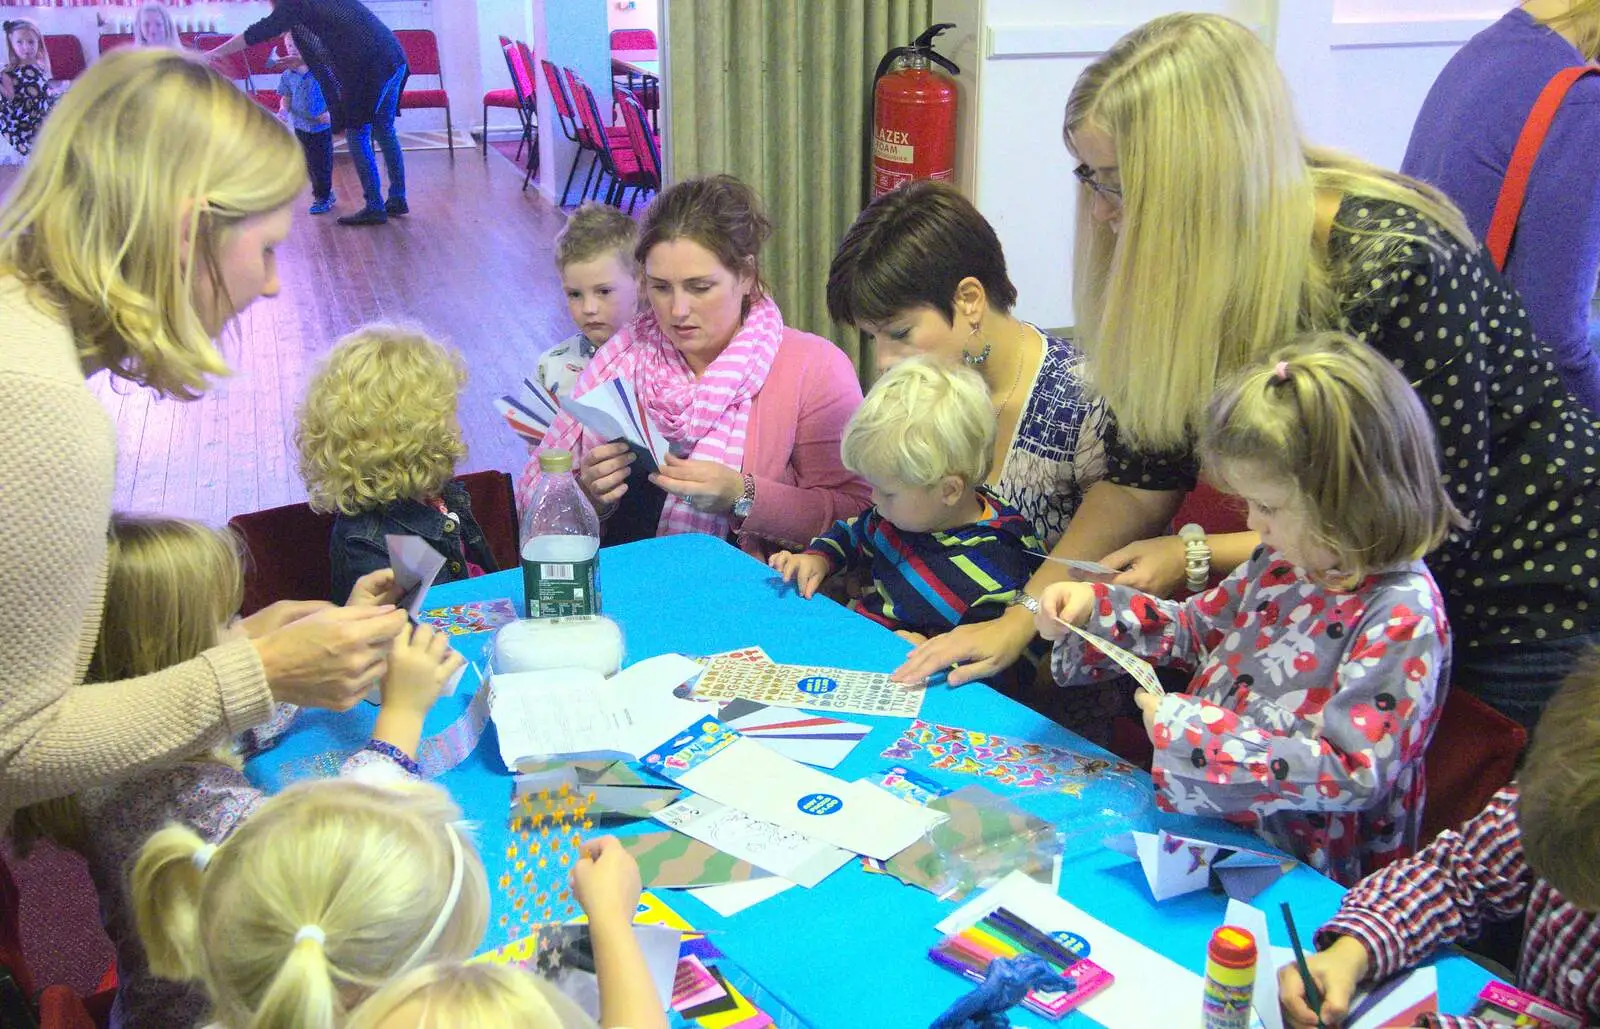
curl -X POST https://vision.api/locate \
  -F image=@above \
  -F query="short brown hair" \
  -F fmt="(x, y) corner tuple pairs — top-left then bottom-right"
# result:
(1200, 331), (1467, 585)
(635, 174), (771, 296)
(554, 201), (639, 272)
(826, 180), (1017, 328)
(1520, 653), (1600, 908)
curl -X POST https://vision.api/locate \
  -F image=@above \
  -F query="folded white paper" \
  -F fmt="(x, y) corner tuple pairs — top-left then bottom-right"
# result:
(685, 876), (796, 916)
(655, 794), (853, 888)
(386, 533), (447, 619)
(487, 653), (707, 768)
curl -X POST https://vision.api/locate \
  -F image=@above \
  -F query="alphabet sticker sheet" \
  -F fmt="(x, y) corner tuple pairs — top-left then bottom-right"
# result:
(689, 652), (924, 719)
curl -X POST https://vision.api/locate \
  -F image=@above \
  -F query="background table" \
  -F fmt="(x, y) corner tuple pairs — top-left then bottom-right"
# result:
(249, 534), (1493, 1028)
(611, 49), (659, 80)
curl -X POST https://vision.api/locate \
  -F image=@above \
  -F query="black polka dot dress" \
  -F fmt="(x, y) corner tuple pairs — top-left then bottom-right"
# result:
(0, 65), (55, 158)
(1104, 195), (1600, 657)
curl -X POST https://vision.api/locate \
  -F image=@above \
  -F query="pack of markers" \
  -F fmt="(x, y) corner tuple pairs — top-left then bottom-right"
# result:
(927, 906), (1114, 1020)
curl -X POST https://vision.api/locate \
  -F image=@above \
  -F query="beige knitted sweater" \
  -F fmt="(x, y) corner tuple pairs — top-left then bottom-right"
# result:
(0, 276), (272, 814)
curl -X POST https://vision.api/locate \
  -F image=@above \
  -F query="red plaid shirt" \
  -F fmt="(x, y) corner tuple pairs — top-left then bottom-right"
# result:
(1319, 787), (1598, 1028)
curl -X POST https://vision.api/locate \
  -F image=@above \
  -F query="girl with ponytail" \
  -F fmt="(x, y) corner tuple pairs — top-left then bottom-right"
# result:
(1035, 333), (1464, 887)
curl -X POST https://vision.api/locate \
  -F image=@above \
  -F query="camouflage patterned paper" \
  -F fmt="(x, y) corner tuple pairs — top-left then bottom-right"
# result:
(621, 829), (771, 888)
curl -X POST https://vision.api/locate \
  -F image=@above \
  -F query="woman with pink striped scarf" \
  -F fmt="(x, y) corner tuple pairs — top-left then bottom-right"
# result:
(521, 175), (871, 558)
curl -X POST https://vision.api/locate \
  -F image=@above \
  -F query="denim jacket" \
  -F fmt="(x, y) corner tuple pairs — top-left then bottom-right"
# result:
(329, 479), (498, 604)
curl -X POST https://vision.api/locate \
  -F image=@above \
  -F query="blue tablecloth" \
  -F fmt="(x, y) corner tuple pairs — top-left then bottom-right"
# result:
(248, 533), (1493, 1028)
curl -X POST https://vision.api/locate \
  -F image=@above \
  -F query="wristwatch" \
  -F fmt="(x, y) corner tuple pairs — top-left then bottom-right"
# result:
(1009, 591), (1041, 615)
(731, 474), (756, 521)
(1178, 522), (1212, 592)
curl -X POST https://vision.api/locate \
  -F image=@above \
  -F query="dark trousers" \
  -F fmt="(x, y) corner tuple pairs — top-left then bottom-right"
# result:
(348, 63), (408, 211)
(296, 128), (334, 201)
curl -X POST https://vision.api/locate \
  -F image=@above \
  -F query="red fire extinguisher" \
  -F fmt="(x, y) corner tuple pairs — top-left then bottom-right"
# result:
(872, 23), (960, 198)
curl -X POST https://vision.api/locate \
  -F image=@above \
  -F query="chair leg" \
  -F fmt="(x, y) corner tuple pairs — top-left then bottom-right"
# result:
(523, 137), (537, 191)
(481, 102), (489, 156)
(445, 107), (454, 153)
(560, 146), (584, 205)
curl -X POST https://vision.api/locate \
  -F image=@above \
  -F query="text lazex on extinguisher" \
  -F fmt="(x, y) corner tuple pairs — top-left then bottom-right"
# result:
(871, 23), (960, 198)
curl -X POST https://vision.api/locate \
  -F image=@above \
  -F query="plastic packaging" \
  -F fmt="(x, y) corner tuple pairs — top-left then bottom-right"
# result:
(885, 785), (1063, 902)
(490, 615), (624, 678)
(1201, 925), (1257, 1029)
(520, 449), (601, 618)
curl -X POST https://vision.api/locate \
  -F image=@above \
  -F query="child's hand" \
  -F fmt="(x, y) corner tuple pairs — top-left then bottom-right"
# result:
(578, 440), (635, 514)
(1035, 581), (1096, 640)
(381, 622), (462, 717)
(1135, 689), (1162, 737)
(1279, 935), (1369, 1028)
(347, 568), (400, 608)
(571, 835), (642, 930)
(768, 551), (829, 599)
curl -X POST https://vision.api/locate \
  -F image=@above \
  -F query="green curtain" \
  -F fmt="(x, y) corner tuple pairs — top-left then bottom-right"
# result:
(665, 0), (935, 376)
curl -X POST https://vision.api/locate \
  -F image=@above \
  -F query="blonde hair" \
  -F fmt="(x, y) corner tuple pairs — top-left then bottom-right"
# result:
(0, 47), (305, 400)
(132, 778), (489, 1029)
(1542, 0), (1600, 61)
(345, 961), (597, 1029)
(555, 202), (640, 272)
(841, 356), (996, 488)
(1200, 332), (1466, 585)
(3, 19), (48, 75)
(1064, 13), (1473, 450)
(11, 514), (244, 854)
(296, 325), (468, 516)
(1519, 651), (1600, 908)
(133, 2), (179, 48)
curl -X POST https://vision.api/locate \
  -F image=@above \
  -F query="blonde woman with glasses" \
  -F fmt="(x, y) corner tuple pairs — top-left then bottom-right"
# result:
(898, 13), (1600, 732)
(0, 49), (410, 816)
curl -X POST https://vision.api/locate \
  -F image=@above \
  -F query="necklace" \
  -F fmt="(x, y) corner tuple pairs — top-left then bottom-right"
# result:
(991, 325), (1034, 411)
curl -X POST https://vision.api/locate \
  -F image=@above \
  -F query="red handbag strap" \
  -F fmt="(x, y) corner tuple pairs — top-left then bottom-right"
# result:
(1485, 64), (1600, 271)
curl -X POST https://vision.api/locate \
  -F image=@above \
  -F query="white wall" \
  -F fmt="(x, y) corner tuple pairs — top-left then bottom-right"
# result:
(607, 0), (660, 37)
(930, 0), (1504, 331)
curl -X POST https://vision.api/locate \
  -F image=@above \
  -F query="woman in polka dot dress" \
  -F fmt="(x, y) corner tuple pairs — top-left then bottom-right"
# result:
(897, 12), (1600, 732)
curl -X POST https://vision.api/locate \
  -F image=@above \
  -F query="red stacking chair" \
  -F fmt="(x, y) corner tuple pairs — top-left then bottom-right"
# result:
(563, 68), (634, 207)
(242, 38), (284, 112)
(41, 35), (86, 85)
(608, 28), (657, 49)
(0, 853), (114, 1028)
(482, 35), (531, 162)
(393, 28), (453, 151)
(505, 43), (541, 188)
(1419, 687), (1527, 842)
(615, 88), (661, 212)
(607, 28), (659, 131)
(460, 470), (521, 572)
(190, 33), (249, 85)
(96, 33), (133, 55)
(541, 59), (589, 205)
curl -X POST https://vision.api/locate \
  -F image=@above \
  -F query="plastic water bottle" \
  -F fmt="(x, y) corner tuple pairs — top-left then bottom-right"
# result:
(1201, 925), (1257, 1029)
(519, 450), (601, 618)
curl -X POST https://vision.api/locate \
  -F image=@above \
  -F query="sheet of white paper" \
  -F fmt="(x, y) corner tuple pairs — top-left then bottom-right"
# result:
(685, 875), (796, 916)
(562, 378), (638, 446)
(1347, 967), (1437, 1029)
(386, 534), (447, 619)
(1058, 619), (1166, 696)
(1224, 900), (1284, 1029)
(655, 795), (852, 888)
(488, 653), (707, 767)
(937, 871), (1206, 1029)
(632, 923), (684, 1009)
(742, 734), (859, 769)
(646, 732), (945, 860)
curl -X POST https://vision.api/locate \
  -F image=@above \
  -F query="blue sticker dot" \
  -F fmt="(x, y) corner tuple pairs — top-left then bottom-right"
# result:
(795, 675), (839, 695)
(1052, 931), (1090, 959)
(797, 792), (843, 815)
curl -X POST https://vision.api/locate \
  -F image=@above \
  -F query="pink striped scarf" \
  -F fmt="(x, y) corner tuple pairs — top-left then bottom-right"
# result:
(523, 296), (785, 538)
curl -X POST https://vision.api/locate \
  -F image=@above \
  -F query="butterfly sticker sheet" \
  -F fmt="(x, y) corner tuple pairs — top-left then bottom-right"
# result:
(880, 720), (1137, 791)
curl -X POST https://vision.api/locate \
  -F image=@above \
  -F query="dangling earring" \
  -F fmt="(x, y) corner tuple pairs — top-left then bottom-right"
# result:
(962, 323), (991, 367)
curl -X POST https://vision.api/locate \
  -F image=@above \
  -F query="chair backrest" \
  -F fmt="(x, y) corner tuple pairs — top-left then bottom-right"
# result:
(565, 68), (610, 158)
(228, 502), (336, 615)
(617, 88), (661, 184)
(393, 28), (442, 77)
(504, 41), (536, 107)
(609, 28), (657, 50)
(97, 33), (134, 55)
(458, 470), (521, 572)
(242, 38), (282, 78)
(42, 34), (86, 81)
(541, 57), (578, 132)
(1420, 686), (1527, 842)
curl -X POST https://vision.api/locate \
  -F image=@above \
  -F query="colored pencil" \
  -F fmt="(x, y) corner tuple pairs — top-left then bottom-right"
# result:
(991, 907), (1082, 968)
(1281, 902), (1327, 1029)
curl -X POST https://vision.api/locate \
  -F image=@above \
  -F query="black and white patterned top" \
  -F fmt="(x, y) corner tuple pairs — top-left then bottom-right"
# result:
(1103, 195), (1600, 650)
(0, 65), (56, 157)
(994, 329), (1108, 549)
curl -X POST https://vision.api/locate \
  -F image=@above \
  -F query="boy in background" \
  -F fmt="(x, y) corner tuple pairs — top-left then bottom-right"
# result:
(275, 34), (334, 215)
(1281, 658), (1600, 1028)
(540, 202), (640, 398)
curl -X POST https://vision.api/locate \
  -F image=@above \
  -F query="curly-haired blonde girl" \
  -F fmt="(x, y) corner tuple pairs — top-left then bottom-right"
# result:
(296, 324), (497, 602)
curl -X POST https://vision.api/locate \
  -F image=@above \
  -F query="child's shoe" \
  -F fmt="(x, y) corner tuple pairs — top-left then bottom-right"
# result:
(309, 194), (336, 215)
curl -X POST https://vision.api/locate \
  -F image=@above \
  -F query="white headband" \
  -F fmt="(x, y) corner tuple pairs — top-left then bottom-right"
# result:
(294, 925), (326, 947)
(192, 843), (218, 872)
(395, 823), (467, 975)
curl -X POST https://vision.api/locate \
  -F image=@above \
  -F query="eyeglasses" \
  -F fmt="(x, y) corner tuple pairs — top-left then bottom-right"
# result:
(1073, 163), (1123, 200)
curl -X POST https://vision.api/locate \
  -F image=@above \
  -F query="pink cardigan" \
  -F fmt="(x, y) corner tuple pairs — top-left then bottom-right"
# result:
(734, 328), (871, 557)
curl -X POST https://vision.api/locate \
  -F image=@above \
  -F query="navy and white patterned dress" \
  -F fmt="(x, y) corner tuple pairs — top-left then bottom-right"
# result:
(0, 65), (56, 157)
(992, 329), (1108, 549)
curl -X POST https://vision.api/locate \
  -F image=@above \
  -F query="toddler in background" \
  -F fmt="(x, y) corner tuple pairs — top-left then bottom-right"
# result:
(10, 514), (461, 1029)
(1038, 332), (1462, 885)
(1281, 657), (1600, 1029)
(275, 33), (335, 214)
(0, 19), (56, 160)
(345, 838), (668, 1029)
(540, 202), (641, 399)
(132, 2), (179, 49)
(297, 325), (499, 603)
(772, 357), (1045, 659)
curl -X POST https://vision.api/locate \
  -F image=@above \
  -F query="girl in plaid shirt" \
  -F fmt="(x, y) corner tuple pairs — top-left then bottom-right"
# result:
(1281, 658), (1600, 1028)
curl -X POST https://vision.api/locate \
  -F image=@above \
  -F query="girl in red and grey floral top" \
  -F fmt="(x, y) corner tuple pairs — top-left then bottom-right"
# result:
(1039, 334), (1465, 885)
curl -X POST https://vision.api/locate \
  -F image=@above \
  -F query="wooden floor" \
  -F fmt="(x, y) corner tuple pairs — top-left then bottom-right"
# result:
(35, 146), (571, 525)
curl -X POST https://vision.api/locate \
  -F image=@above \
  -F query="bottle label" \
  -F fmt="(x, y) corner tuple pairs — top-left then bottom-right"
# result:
(522, 555), (600, 618)
(1201, 967), (1255, 1029)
